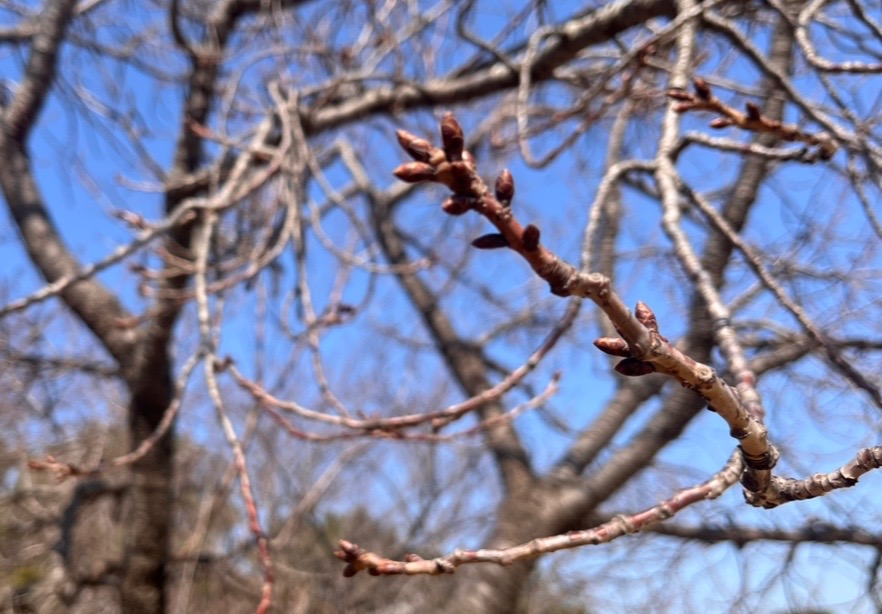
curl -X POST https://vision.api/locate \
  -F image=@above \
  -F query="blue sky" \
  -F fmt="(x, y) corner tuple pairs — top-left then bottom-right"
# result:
(3, 1), (882, 611)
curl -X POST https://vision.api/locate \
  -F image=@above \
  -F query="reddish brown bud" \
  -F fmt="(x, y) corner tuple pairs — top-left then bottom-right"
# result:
(393, 162), (436, 183)
(817, 135), (838, 160)
(440, 112), (464, 161)
(343, 565), (358, 577)
(635, 301), (658, 333)
(745, 101), (762, 122)
(615, 358), (656, 377)
(472, 233), (510, 249)
(666, 88), (693, 102)
(672, 102), (693, 114)
(441, 196), (473, 216)
(709, 117), (734, 129)
(396, 130), (434, 162)
(594, 337), (631, 357)
(495, 169), (514, 204)
(522, 224), (540, 252)
(693, 77), (711, 100)
(338, 539), (359, 555)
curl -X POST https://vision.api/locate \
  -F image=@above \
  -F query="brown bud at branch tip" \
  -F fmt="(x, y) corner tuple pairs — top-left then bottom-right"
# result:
(396, 130), (433, 162)
(472, 233), (510, 249)
(594, 337), (631, 357)
(440, 112), (464, 161)
(615, 358), (656, 377)
(522, 224), (540, 252)
(666, 88), (693, 102)
(393, 162), (436, 183)
(672, 102), (693, 114)
(693, 77), (711, 100)
(495, 169), (514, 204)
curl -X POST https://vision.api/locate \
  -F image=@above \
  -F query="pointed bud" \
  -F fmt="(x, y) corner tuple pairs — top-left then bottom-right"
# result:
(393, 162), (435, 183)
(635, 301), (658, 333)
(745, 102), (762, 122)
(441, 196), (472, 216)
(693, 77), (711, 100)
(495, 169), (514, 204)
(673, 102), (693, 114)
(472, 233), (509, 249)
(666, 88), (693, 102)
(615, 358), (656, 377)
(709, 118), (733, 129)
(396, 130), (434, 162)
(522, 224), (540, 252)
(594, 337), (631, 357)
(440, 112), (464, 161)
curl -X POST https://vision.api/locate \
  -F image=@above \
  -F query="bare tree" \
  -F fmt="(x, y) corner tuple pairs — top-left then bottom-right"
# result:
(3, 0), (882, 612)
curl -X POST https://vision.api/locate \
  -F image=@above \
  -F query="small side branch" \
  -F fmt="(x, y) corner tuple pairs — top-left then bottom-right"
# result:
(336, 452), (742, 576)
(666, 77), (837, 160)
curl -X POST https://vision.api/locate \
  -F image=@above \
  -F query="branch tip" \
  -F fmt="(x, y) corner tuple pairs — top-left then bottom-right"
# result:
(440, 112), (464, 161)
(393, 161), (436, 183)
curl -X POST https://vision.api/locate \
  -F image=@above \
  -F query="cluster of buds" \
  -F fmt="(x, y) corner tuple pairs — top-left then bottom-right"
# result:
(393, 113), (543, 257)
(594, 301), (664, 377)
(666, 77), (837, 160)
(393, 113), (477, 197)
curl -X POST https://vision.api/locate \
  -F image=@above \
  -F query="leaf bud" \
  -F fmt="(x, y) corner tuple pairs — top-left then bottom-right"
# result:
(693, 77), (711, 100)
(522, 223), (540, 252)
(395, 130), (434, 162)
(594, 337), (631, 357)
(441, 196), (472, 216)
(440, 112), (464, 161)
(745, 101), (762, 122)
(472, 233), (510, 249)
(614, 358), (656, 377)
(495, 169), (515, 204)
(393, 162), (435, 183)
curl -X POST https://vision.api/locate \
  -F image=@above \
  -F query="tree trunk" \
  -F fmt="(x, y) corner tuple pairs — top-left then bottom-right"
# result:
(120, 363), (175, 613)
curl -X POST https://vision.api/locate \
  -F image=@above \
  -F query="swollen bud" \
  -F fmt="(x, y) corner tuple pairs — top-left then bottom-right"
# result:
(440, 112), (464, 161)
(495, 169), (514, 205)
(396, 130), (434, 163)
(441, 196), (473, 216)
(673, 102), (693, 114)
(635, 301), (658, 333)
(693, 77), (711, 100)
(666, 88), (693, 102)
(522, 224), (540, 252)
(472, 233), (510, 249)
(594, 337), (631, 357)
(615, 358), (656, 377)
(745, 102), (762, 122)
(709, 118), (733, 129)
(393, 162), (436, 183)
